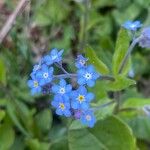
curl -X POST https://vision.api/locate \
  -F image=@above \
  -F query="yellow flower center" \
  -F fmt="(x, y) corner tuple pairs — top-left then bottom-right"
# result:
(86, 115), (91, 121)
(34, 81), (38, 87)
(59, 103), (65, 110)
(78, 95), (85, 103)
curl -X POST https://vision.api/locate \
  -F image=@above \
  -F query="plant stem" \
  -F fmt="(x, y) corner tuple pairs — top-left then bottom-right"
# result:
(92, 101), (115, 111)
(79, 0), (90, 52)
(54, 73), (115, 81)
(118, 36), (141, 74)
(113, 92), (121, 114)
(54, 62), (69, 74)
(53, 74), (77, 79)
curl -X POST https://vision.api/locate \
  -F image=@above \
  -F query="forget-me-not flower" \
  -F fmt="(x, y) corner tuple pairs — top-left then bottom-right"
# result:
(36, 64), (54, 86)
(80, 110), (96, 128)
(71, 86), (94, 110)
(27, 76), (42, 95)
(77, 65), (100, 87)
(52, 79), (72, 97)
(43, 48), (64, 65)
(51, 95), (71, 117)
(122, 20), (142, 31)
(75, 55), (88, 68)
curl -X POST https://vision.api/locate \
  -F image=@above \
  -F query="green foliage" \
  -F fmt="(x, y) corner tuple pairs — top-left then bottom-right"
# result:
(129, 116), (150, 142)
(85, 46), (109, 74)
(69, 116), (136, 150)
(35, 109), (52, 133)
(112, 28), (130, 75)
(0, 57), (7, 85)
(123, 98), (150, 108)
(0, 122), (15, 150)
(106, 75), (136, 91)
(34, 0), (70, 26)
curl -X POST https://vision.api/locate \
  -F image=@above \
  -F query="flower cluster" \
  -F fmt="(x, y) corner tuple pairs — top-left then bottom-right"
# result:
(28, 48), (100, 127)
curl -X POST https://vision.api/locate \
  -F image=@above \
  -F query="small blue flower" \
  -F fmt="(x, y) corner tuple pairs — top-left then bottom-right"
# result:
(52, 79), (72, 97)
(43, 48), (64, 65)
(75, 55), (88, 68)
(36, 64), (54, 86)
(77, 65), (100, 87)
(139, 27), (150, 48)
(71, 86), (94, 110)
(80, 110), (96, 128)
(122, 20), (142, 31)
(51, 95), (71, 117)
(27, 77), (42, 95)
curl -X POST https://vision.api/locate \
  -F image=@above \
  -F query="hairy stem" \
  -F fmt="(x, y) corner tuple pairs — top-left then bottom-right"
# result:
(119, 36), (141, 74)
(54, 73), (115, 81)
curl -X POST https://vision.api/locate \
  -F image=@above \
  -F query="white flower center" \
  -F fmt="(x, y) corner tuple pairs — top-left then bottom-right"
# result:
(86, 115), (91, 121)
(130, 24), (136, 28)
(59, 87), (65, 94)
(84, 72), (92, 80)
(80, 60), (85, 65)
(43, 72), (49, 78)
(51, 55), (57, 60)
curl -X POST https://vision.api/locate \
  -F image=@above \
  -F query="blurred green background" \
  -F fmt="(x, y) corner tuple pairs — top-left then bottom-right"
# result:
(0, 0), (150, 149)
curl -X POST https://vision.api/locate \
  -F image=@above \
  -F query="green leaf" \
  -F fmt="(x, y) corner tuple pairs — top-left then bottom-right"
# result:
(123, 98), (150, 108)
(35, 109), (52, 133)
(0, 57), (6, 85)
(7, 100), (29, 137)
(69, 116), (136, 150)
(0, 123), (15, 150)
(85, 46), (109, 74)
(106, 75), (136, 91)
(0, 110), (5, 121)
(34, 0), (70, 26)
(26, 138), (51, 150)
(112, 28), (130, 75)
(129, 116), (150, 142)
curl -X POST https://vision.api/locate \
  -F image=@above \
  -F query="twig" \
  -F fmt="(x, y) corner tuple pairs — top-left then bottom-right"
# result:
(0, 0), (30, 44)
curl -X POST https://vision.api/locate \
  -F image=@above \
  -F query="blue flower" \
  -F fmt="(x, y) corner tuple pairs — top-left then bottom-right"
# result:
(122, 20), (142, 31)
(75, 55), (88, 68)
(27, 76), (42, 95)
(36, 64), (54, 86)
(51, 95), (71, 117)
(80, 110), (96, 128)
(77, 65), (100, 87)
(139, 27), (150, 48)
(52, 79), (72, 97)
(43, 48), (64, 65)
(71, 86), (94, 110)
